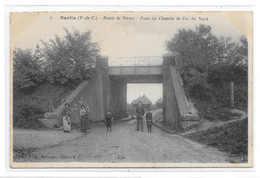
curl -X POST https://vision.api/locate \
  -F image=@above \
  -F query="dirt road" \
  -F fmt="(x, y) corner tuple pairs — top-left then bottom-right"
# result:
(15, 119), (228, 163)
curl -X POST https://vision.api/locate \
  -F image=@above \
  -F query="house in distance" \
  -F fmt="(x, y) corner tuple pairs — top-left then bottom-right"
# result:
(131, 95), (152, 109)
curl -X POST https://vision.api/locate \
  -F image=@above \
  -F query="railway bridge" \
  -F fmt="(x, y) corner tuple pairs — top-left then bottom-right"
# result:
(41, 53), (199, 130)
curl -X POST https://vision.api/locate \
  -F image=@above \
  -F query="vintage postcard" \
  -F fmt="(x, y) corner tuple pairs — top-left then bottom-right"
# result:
(9, 11), (253, 168)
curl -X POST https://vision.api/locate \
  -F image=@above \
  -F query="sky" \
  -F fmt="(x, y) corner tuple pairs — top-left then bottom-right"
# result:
(12, 11), (251, 56)
(11, 11), (252, 103)
(127, 84), (162, 104)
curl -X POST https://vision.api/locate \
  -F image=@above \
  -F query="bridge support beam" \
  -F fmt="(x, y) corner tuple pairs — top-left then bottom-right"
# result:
(162, 54), (180, 126)
(110, 79), (127, 120)
(82, 56), (109, 121)
(162, 53), (200, 130)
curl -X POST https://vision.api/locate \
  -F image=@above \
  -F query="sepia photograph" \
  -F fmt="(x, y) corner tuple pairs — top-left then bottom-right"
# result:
(9, 11), (252, 168)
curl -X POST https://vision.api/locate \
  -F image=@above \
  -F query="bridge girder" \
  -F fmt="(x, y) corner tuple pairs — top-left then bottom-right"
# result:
(109, 75), (163, 83)
(109, 66), (162, 76)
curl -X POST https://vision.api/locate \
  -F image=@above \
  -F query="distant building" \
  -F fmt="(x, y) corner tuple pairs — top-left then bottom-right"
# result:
(131, 95), (152, 109)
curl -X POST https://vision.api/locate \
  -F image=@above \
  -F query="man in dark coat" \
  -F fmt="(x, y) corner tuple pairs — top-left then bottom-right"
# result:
(136, 102), (145, 131)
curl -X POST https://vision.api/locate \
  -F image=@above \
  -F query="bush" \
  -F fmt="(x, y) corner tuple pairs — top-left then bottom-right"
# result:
(208, 65), (248, 87)
(13, 103), (45, 128)
(180, 68), (211, 100)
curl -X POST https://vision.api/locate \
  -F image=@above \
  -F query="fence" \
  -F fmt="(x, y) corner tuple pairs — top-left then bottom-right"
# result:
(109, 56), (163, 67)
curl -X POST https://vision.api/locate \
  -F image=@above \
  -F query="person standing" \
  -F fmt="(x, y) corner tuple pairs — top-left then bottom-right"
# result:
(145, 111), (153, 132)
(136, 102), (145, 131)
(105, 111), (113, 132)
(62, 103), (72, 132)
(80, 105), (89, 133)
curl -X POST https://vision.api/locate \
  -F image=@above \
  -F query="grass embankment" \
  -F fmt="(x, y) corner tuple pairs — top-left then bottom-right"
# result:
(182, 117), (248, 163)
(13, 83), (75, 129)
(183, 83), (248, 163)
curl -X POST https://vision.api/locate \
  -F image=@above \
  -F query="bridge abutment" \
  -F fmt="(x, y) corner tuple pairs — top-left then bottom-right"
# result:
(73, 56), (109, 122)
(110, 79), (127, 120)
(162, 54), (180, 126)
(162, 53), (200, 130)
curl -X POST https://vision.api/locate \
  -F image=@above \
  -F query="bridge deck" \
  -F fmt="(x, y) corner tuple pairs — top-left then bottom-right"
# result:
(108, 66), (162, 76)
(110, 75), (163, 83)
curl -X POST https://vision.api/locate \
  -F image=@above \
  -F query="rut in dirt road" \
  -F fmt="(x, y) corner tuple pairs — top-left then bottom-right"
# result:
(19, 119), (228, 163)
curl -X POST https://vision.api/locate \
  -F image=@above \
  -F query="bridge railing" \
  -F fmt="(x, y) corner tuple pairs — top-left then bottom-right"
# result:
(109, 56), (163, 67)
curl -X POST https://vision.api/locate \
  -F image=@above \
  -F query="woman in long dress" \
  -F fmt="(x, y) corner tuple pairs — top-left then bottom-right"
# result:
(80, 105), (89, 133)
(62, 103), (72, 132)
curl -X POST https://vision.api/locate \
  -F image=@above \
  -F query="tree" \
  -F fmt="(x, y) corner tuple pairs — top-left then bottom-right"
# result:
(237, 35), (248, 66)
(207, 36), (248, 87)
(166, 24), (246, 72)
(13, 47), (44, 91)
(166, 25), (215, 70)
(41, 28), (100, 86)
(166, 24), (248, 105)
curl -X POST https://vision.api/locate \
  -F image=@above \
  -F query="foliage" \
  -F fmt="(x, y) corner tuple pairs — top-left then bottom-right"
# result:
(208, 65), (248, 87)
(41, 28), (100, 86)
(166, 25), (217, 70)
(180, 67), (211, 100)
(13, 46), (45, 92)
(166, 24), (249, 126)
(166, 24), (248, 72)
(14, 28), (99, 90)
(14, 83), (74, 113)
(13, 28), (100, 128)
(167, 24), (248, 111)
(13, 103), (45, 128)
(13, 83), (75, 129)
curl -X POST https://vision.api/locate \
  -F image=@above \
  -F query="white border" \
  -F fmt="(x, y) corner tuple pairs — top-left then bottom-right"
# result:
(5, 5), (255, 12)
(2, 2), (259, 178)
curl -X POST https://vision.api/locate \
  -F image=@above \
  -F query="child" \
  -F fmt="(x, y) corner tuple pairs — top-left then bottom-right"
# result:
(105, 111), (113, 132)
(145, 111), (153, 132)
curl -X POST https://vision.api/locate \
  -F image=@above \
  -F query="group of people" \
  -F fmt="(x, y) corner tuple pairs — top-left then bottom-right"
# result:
(61, 101), (153, 133)
(135, 102), (153, 132)
(61, 103), (113, 133)
(62, 103), (90, 133)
